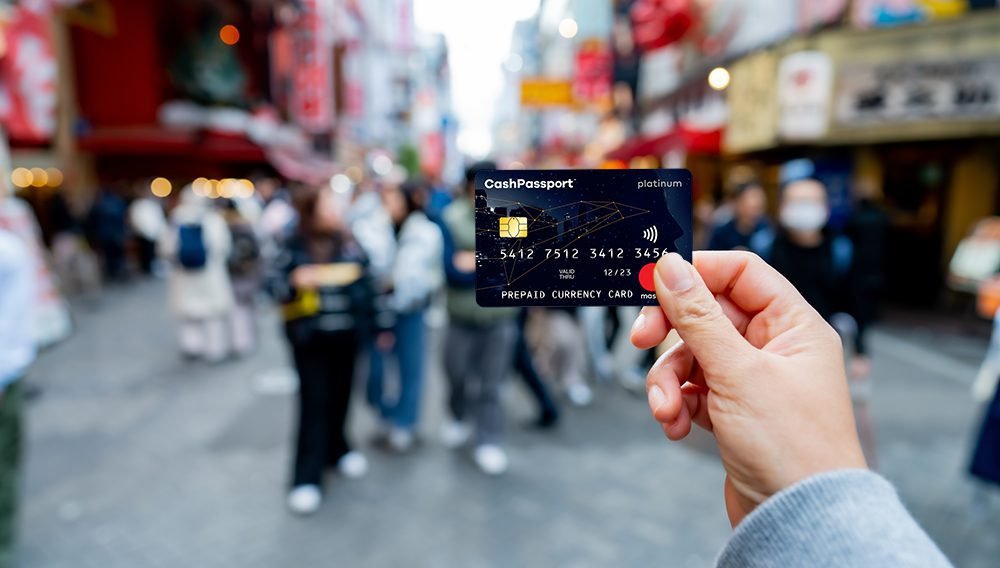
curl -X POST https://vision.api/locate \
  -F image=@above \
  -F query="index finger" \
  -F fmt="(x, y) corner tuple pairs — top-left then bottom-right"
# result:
(693, 250), (811, 319)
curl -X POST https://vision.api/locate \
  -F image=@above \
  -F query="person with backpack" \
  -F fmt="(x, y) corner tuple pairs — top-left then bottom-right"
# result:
(158, 185), (234, 363)
(221, 199), (262, 357)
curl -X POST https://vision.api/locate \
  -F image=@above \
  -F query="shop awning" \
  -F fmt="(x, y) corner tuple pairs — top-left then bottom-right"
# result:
(77, 126), (337, 184)
(78, 127), (267, 162)
(606, 124), (722, 161)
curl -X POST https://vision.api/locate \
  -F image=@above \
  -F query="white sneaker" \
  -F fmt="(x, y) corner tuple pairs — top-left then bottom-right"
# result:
(388, 427), (415, 452)
(440, 420), (471, 449)
(473, 444), (509, 476)
(567, 382), (594, 407)
(287, 484), (322, 515)
(337, 451), (369, 479)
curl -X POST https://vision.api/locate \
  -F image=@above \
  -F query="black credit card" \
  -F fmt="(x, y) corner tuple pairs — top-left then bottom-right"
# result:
(475, 169), (692, 307)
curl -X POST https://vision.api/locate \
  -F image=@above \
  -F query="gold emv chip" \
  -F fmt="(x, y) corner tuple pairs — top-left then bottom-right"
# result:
(499, 216), (528, 238)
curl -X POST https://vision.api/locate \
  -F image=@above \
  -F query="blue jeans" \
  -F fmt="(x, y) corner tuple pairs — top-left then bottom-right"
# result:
(366, 310), (427, 430)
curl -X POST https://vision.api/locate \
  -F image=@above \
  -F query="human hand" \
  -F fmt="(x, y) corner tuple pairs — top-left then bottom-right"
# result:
(453, 250), (477, 273)
(850, 356), (872, 380)
(453, 251), (477, 273)
(290, 265), (318, 289)
(631, 252), (866, 527)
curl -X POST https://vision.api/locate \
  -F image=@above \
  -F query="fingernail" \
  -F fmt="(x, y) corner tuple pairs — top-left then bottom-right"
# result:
(631, 312), (647, 333)
(657, 253), (693, 292)
(648, 385), (667, 412)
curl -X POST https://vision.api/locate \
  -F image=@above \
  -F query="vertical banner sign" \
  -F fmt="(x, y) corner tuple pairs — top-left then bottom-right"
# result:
(0, 4), (59, 142)
(291, 0), (334, 134)
(574, 40), (613, 105)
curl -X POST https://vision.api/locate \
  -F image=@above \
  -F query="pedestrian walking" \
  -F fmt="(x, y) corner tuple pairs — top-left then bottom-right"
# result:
(754, 174), (878, 465)
(158, 185), (234, 363)
(366, 180), (443, 452)
(128, 181), (168, 276)
(270, 185), (384, 515)
(706, 180), (770, 252)
(970, 278), (1000, 490)
(87, 186), (129, 282)
(513, 309), (560, 428)
(438, 161), (518, 475)
(528, 308), (593, 407)
(753, 176), (871, 371)
(970, 364), (1000, 489)
(0, 226), (34, 567)
(580, 306), (648, 393)
(221, 199), (262, 357)
(47, 189), (101, 299)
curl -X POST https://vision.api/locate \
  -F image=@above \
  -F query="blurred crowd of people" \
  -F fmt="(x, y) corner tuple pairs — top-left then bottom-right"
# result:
(3, 156), (1000, 525)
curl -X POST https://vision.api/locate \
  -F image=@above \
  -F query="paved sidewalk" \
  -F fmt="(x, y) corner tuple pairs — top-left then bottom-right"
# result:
(16, 281), (1000, 567)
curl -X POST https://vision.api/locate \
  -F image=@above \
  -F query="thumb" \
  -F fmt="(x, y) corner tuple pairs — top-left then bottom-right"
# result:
(653, 253), (753, 377)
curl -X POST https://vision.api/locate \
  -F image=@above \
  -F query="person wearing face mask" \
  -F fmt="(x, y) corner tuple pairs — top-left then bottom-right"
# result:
(751, 177), (871, 375)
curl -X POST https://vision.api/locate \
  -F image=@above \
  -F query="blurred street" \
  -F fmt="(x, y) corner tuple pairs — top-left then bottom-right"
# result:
(17, 280), (1000, 568)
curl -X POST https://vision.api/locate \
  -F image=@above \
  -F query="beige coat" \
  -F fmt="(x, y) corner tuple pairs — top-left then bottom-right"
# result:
(158, 190), (234, 319)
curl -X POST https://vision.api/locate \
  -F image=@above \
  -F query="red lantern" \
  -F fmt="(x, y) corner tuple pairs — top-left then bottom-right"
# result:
(630, 0), (697, 53)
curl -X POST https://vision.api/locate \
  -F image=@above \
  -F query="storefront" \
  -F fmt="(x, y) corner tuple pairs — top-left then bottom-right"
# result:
(825, 13), (1000, 305)
(722, 11), (1000, 306)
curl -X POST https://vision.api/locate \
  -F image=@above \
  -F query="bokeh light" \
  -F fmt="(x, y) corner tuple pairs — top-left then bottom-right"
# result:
(10, 167), (32, 188)
(45, 168), (64, 187)
(559, 18), (578, 39)
(372, 155), (393, 176)
(708, 67), (731, 91)
(218, 178), (234, 199)
(330, 174), (352, 194)
(29, 167), (48, 188)
(219, 25), (240, 46)
(191, 177), (209, 197)
(150, 177), (172, 197)
(236, 179), (254, 199)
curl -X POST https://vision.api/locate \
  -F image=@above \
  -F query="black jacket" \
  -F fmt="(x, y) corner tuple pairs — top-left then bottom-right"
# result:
(269, 235), (392, 344)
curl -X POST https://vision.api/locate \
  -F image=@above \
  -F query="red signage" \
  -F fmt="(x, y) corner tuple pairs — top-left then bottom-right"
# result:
(290, 0), (334, 134)
(574, 40), (613, 104)
(0, 5), (59, 142)
(630, 0), (696, 53)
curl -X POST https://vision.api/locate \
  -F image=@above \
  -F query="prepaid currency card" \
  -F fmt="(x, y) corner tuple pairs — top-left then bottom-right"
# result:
(474, 169), (692, 307)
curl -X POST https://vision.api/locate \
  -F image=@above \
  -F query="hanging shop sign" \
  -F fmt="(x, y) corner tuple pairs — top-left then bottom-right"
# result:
(520, 78), (575, 108)
(723, 50), (778, 154)
(850, 0), (969, 29)
(834, 56), (1000, 126)
(777, 51), (833, 140)
(573, 40), (613, 105)
(290, 0), (335, 134)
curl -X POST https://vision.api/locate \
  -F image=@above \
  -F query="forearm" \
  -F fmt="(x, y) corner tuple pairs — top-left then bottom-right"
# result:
(717, 470), (952, 568)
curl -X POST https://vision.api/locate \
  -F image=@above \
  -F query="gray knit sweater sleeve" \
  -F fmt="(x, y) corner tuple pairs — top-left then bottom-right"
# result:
(717, 469), (953, 568)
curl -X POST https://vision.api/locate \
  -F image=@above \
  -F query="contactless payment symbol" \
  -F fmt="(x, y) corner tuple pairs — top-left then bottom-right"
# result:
(499, 216), (528, 238)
